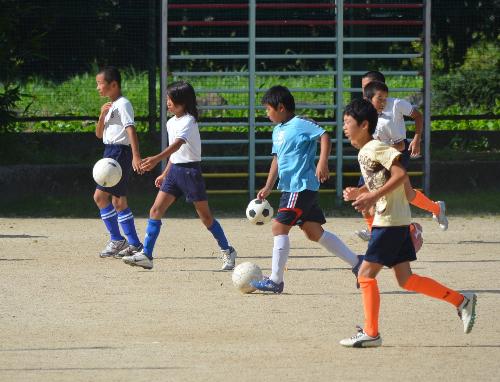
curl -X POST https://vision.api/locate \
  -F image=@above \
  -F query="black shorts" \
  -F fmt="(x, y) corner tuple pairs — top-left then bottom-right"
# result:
(95, 144), (132, 197)
(160, 162), (208, 203)
(275, 190), (326, 226)
(364, 225), (417, 268)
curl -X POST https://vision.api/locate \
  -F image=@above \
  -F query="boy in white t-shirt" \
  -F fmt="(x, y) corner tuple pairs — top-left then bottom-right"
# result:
(353, 71), (448, 242)
(94, 66), (143, 258)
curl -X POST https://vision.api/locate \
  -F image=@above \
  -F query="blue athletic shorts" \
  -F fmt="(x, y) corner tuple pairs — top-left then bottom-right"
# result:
(364, 225), (417, 268)
(160, 162), (208, 203)
(275, 189), (326, 226)
(95, 144), (132, 197)
(358, 139), (410, 187)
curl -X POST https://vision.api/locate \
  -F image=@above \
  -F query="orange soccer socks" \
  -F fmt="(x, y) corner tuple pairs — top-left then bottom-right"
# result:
(363, 213), (374, 232)
(410, 189), (440, 216)
(403, 274), (464, 307)
(359, 276), (380, 337)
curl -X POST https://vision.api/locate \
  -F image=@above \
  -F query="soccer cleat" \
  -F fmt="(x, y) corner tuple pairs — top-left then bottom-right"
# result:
(114, 243), (144, 259)
(122, 250), (154, 270)
(409, 222), (423, 253)
(433, 201), (448, 231)
(457, 292), (477, 334)
(220, 246), (237, 271)
(354, 228), (371, 242)
(352, 255), (364, 289)
(340, 326), (382, 348)
(99, 239), (128, 258)
(250, 278), (284, 293)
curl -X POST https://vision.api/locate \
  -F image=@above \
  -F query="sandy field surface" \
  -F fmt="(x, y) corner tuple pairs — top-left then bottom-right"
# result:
(0, 216), (499, 382)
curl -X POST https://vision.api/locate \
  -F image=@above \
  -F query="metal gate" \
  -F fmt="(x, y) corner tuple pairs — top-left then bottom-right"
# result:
(161, 0), (431, 199)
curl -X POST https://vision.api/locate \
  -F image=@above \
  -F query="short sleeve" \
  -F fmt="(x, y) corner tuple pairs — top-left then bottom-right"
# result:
(174, 117), (192, 143)
(301, 118), (325, 141)
(119, 101), (135, 128)
(395, 98), (414, 117)
(375, 144), (402, 171)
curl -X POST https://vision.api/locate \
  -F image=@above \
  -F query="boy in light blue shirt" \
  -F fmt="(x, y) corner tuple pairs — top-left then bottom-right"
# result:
(251, 86), (363, 293)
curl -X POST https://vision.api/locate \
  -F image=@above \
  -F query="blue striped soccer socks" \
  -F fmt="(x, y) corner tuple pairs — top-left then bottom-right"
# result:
(143, 218), (162, 259)
(208, 219), (230, 251)
(100, 204), (124, 241)
(118, 208), (141, 247)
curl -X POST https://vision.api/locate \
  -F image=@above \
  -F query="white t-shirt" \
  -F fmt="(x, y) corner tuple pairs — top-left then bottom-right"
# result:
(358, 139), (411, 227)
(167, 113), (202, 163)
(374, 97), (414, 145)
(103, 96), (135, 145)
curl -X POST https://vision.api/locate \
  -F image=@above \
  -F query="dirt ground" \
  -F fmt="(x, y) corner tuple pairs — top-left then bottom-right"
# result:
(1, 216), (499, 382)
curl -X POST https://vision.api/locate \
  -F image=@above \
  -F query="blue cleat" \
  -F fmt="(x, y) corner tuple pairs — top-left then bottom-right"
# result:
(250, 278), (284, 293)
(352, 255), (364, 289)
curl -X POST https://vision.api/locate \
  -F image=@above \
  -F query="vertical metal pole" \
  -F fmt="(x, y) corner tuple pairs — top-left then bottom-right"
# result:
(423, 0), (431, 194)
(160, 0), (169, 170)
(335, 0), (344, 202)
(148, 0), (157, 134)
(248, 0), (256, 199)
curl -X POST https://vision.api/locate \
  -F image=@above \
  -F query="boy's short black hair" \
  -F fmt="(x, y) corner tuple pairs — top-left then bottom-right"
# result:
(364, 81), (389, 101)
(98, 66), (121, 88)
(362, 70), (386, 84)
(344, 99), (378, 136)
(261, 85), (295, 112)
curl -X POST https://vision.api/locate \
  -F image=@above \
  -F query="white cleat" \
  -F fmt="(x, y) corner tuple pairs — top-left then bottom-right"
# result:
(115, 243), (143, 259)
(100, 239), (128, 258)
(122, 250), (154, 270)
(354, 228), (371, 242)
(340, 326), (382, 348)
(433, 200), (448, 231)
(220, 246), (237, 271)
(458, 292), (477, 334)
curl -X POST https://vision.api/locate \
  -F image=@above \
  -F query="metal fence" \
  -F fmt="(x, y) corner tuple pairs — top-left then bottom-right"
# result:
(161, 0), (430, 198)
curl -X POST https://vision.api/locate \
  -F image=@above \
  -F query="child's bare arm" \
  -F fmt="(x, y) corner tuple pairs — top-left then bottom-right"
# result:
(352, 160), (407, 212)
(125, 125), (142, 174)
(316, 132), (331, 183)
(257, 156), (278, 200)
(140, 138), (185, 171)
(95, 102), (111, 139)
(408, 109), (423, 157)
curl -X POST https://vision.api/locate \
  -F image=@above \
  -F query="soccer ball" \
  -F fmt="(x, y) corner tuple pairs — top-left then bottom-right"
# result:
(92, 158), (122, 188)
(232, 262), (263, 294)
(410, 222), (423, 253)
(246, 198), (274, 225)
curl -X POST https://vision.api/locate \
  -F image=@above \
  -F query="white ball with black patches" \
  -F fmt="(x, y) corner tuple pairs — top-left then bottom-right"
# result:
(245, 198), (274, 225)
(93, 158), (122, 188)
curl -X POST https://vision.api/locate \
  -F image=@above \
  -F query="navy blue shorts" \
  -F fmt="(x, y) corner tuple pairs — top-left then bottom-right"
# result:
(95, 144), (132, 197)
(160, 162), (208, 203)
(275, 190), (326, 226)
(365, 225), (417, 268)
(358, 139), (410, 187)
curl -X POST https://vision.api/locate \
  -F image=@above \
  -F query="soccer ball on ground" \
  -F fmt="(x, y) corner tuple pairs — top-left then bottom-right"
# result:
(93, 158), (122, 188)
(246, 198), (274, 225)
(232, 262), (263, 294)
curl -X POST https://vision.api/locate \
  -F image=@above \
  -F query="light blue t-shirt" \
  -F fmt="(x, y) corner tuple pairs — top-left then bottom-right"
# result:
(271, 116), (325, 193)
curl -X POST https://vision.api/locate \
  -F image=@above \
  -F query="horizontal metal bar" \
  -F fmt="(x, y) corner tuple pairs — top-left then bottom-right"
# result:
(170, 37), (249, 42)
(172, 72), (249, 77)
(169, 37), (420, 43)
(202, 170), (424, 179)
(344, 53), (421, 59)
(201, 139), (249, 144)
(170, 55), (248, 60)
(198, 122), (248, 126)
(197, 88), (337, 94)
(344, 37), (420, 42)
(344, 87), (421, 92)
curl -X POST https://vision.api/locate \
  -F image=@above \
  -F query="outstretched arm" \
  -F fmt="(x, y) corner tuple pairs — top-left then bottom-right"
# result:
(140, 138), (185, 172)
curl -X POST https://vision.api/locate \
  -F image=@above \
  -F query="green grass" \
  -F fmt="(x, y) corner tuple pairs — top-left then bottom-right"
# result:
(1, 188), (499, 218)
(13, 70), (498, 133)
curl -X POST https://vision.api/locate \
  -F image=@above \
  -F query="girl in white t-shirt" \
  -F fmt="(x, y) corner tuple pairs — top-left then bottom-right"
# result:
(94, 66), (143, 259)
(122, 81), (237, 271)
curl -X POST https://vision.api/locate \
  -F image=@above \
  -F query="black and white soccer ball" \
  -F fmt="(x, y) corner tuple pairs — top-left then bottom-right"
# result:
(245, 198), (274, 225)
(92, 158), (122, 187)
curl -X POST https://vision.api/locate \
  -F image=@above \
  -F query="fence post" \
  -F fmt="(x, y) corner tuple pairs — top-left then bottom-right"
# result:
(248, 0), (256, 199)
(424, 0), (432, 195)
(160, 0), (169, 169)
(148, 0), (157, 134)
(335, 0), (344, 202)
